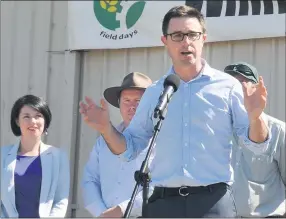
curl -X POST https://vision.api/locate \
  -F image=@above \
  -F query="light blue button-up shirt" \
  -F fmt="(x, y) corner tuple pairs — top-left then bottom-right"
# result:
(120, 60), (271, 188)
(82, 123), (149, 217)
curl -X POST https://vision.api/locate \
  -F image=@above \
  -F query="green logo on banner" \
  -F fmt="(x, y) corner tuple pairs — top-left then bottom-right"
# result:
(93, 0), (146, 31)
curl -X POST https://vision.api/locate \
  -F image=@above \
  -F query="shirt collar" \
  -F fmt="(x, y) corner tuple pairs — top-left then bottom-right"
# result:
(166, 59), (215, 81)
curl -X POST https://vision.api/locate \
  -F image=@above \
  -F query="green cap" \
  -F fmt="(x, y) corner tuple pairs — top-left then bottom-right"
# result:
(224, 62), (259, 83)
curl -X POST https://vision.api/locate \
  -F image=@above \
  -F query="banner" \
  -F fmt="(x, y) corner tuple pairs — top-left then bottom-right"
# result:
(67, 1), (285, 50)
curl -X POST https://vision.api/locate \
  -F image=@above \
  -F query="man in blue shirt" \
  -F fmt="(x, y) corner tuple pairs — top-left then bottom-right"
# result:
(81, 72), (152, 217)
(224, 62), (286, 218)
(79, 6), (271, 218)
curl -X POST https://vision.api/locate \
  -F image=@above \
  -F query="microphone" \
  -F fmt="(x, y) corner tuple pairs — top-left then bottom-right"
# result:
(154, 74), (180, 119)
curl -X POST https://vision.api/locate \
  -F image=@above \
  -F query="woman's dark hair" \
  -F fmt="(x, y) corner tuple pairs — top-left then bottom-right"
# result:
(10, 94), (52, 136)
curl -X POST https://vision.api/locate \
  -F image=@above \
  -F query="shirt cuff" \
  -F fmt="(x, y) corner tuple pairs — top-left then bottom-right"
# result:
(118, 200), (141, 217)
(242, 116), (272, 155)
(117, 200), (129, 215)
(85, 201), (107, 217)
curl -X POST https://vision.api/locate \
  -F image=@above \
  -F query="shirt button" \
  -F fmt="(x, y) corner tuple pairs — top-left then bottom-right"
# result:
(184, 123), (188, 126)
(184, 143), (188, 146)
(184, 84), (188, 88)
(185, 164), (187, 167)
(118, 182), (121, 185)
(184, 102), (187, 106)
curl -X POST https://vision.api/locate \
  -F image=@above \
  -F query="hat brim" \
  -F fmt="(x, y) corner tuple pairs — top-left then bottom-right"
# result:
(225, 70), (257, 83)
(103, 86), (146, 108)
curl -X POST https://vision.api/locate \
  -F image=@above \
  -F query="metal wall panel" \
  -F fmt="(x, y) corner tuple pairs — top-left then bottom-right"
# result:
(1, 1), (285, 217)
(0, 1), (80, 217)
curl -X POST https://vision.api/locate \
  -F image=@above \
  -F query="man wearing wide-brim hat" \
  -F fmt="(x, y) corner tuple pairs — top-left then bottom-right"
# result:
(224, 62), (286, 218)
(81, 72), (153, 218)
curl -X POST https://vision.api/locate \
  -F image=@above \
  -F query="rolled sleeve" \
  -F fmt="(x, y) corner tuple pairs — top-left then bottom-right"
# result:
(118, 200), (129, 215)
(230, 83), (271, 155)
(85, 201), (107, 217)
(239, 122), (271, 154)
(118, 186), (154, 217)
(118, 86), (156, 161)
(118, 198), (141, 218)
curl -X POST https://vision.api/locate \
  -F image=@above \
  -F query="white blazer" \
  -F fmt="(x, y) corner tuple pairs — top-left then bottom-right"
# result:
(1, 143), (70, 218)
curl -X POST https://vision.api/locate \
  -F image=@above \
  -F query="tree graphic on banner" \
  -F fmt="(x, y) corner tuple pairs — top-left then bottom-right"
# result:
(93, 0), (146, 31)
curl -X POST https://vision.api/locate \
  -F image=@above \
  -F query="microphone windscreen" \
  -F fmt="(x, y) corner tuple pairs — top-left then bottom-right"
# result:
(163, 74), (180, 92)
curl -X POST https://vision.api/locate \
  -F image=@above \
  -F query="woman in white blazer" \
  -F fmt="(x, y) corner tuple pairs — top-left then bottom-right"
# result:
(1, 95), (70, 218)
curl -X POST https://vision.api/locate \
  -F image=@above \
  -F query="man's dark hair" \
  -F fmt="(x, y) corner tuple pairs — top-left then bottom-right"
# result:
(162, 5), (206, 36)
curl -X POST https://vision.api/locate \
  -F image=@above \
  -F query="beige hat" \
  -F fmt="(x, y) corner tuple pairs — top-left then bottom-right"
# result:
(103, 72), (152, 108)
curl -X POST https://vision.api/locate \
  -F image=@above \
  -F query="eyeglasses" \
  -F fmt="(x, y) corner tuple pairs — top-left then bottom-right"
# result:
(165, 31), (203, 42)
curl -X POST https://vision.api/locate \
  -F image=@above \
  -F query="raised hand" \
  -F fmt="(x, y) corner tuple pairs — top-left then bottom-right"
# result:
(242, 76), (267, 121)
(79, 96), (111, 134)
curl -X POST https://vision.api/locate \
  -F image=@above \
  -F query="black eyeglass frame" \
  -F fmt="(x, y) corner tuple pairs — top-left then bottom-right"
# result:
(165, 31), (203, 42)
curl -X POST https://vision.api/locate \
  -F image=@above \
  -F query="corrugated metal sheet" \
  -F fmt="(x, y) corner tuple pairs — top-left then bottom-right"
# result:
(1, 1), (285, 217)
(0, 1), (80, 217)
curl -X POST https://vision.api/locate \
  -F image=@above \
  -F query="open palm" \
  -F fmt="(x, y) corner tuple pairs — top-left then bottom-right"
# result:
(242, 76), (267, 121)
(79, 96), (110, 134)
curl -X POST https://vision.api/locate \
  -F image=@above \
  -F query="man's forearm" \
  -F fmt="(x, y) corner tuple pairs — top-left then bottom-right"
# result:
(249, 115), (268, 143)
(102, 123), (127, 154)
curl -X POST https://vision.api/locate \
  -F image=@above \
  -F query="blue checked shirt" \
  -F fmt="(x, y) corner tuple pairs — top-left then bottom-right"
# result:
(120, 60), (271, 188)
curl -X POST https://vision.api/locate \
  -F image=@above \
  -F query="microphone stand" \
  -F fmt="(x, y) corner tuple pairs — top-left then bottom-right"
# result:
(123, 108), (167, 218)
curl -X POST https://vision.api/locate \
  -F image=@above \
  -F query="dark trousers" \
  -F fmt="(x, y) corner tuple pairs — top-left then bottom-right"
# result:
(144, 182), (237, 218)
